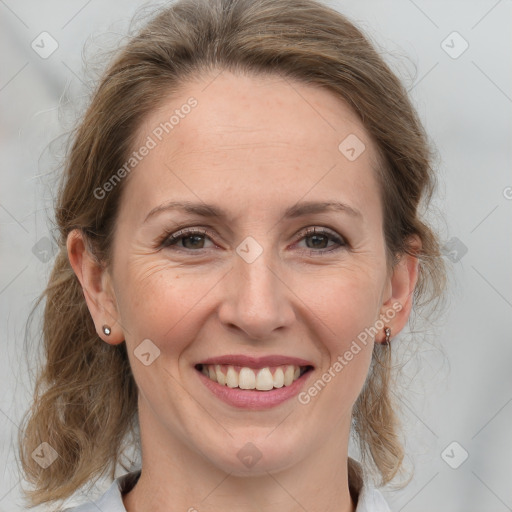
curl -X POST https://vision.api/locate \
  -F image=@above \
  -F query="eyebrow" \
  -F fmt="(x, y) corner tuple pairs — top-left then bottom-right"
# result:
(143, 199), (362, 224)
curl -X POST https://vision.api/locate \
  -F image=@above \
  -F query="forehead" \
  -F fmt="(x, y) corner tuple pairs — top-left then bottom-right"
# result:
(121, 70), (382, 225)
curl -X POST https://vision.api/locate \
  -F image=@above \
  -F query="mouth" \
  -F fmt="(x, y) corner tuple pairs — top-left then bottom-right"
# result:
(194, 363), (314, 391)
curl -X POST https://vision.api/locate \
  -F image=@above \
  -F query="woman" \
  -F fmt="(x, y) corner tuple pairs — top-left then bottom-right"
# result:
(18, 0), (446, 511)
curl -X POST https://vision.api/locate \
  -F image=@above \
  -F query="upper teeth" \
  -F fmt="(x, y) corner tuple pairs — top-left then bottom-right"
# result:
(200, 364), (303, 390)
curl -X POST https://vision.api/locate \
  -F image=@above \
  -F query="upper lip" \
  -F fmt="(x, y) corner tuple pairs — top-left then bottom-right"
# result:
(197, 355), (314, 369)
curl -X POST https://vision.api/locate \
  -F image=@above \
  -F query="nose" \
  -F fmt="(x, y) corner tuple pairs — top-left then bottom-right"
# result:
(217, 248), (296, 340)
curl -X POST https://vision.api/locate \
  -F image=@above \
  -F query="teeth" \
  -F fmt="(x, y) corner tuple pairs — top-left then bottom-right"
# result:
(226, 366), (238, 388)
(284, 365), (295, 386)
(273, 367), (284, 388)
(215, 364), (226, 385)
(238, 367), (256, 389)
(200, 364), (307, 391)
(256, 368), (274, 390)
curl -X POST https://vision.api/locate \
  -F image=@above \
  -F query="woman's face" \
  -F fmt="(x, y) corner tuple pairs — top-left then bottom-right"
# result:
(94, 71), (408, 474)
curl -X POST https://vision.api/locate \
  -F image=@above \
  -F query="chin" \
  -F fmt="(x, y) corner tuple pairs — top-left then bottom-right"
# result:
(198, 429), (307, 476)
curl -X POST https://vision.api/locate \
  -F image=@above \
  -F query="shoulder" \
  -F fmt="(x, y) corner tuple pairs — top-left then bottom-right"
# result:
(62, 470), (141, 512)
(349, 458), (392, 512)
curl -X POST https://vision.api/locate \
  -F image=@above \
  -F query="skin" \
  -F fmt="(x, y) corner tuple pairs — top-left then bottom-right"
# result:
(67, 70), (419, 512)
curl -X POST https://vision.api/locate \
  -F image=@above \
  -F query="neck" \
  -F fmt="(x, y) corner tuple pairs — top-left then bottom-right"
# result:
(123, 404), (357, 512)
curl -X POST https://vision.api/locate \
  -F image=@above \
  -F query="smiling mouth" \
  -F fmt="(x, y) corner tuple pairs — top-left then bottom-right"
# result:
(195, 363), (314, 391)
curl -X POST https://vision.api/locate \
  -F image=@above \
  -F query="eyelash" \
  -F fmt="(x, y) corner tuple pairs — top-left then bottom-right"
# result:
(157, 226), (348, 256)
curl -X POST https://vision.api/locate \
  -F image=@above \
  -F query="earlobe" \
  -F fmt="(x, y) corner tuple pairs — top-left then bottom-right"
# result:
(377, 236), (421, 343)
(66, 229), (124, 345)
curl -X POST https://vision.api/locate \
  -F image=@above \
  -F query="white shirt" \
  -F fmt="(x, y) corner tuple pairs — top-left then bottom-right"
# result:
(64, 459), (391, 512)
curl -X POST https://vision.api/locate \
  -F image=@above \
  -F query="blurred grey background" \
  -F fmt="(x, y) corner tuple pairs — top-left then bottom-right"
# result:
(1, 0), (511, 511)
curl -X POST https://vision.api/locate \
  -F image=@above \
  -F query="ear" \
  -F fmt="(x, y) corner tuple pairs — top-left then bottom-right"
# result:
(66, 229), (124, 345)
(377, 235), (421, 343)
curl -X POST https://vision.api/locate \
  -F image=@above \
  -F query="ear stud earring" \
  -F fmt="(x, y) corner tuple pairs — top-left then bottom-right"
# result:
(102, 325), (111, 336)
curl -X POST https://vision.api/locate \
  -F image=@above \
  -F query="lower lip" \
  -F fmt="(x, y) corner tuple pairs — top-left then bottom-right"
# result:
(196, 368), (313, 410)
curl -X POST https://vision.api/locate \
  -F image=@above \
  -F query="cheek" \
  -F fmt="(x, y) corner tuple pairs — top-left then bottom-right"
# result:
(116, 253), (385, 348)
(114, 258), (221, 354)
(113, 263), (217, 411)
(306, 262), (384, 336)
(332, 278), (381, 334)
(289, 271), (382, 423)
(309, 265), (383, 388)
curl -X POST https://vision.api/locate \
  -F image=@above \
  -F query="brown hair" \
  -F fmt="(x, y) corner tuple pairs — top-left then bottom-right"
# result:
(18, 0), (446, 507)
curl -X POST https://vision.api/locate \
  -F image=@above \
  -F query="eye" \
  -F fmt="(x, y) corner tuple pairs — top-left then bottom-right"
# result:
(159, 228), (216, 251)
(294, 227), (347, 255)
(157, 226), (348, 255)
